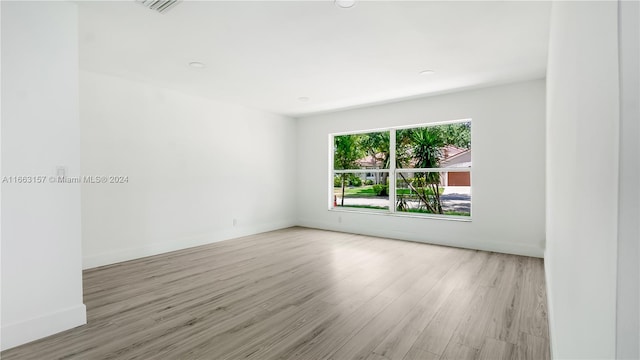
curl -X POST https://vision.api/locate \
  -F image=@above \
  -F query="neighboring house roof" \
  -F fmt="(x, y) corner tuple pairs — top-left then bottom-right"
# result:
(442, 145), (468, 159)
(444, 161), (472, 168)
(354, 146), (471, 168)
(356, 154), (385, 168)
(441, 146), (471, 168)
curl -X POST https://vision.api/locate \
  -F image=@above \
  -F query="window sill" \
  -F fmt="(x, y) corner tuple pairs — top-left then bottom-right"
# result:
(328, 208), (472, 222)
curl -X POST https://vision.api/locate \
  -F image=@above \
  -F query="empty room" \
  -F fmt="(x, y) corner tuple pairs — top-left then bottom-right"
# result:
(1, 0), (638, 359)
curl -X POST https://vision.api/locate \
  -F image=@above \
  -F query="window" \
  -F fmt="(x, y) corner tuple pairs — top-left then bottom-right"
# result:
(331, 120), (471, 218)
(333, 131), (390, 211)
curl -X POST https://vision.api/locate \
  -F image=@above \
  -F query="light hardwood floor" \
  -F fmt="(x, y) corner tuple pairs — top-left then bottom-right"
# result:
(1, 227), (550, 360)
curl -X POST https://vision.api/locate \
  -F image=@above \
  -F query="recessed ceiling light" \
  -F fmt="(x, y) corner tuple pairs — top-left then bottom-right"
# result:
(335, 0), (356, 9)
(420, 70), (435, 75)
(298, 97), (310, 102)
(189, 61), (205, 69)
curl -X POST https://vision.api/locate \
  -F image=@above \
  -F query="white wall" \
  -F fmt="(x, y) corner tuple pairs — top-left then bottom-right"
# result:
(1, 0), (4, 348)
(296, 80), (546, 257)
(80, 71), (297, 269)
(545, 1), (619, 359)
(617, 1), (640, 358)
(1, 1), (86, 350)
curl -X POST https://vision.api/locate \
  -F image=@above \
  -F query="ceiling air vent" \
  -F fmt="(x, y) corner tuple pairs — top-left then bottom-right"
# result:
(136, 0), (181, 14)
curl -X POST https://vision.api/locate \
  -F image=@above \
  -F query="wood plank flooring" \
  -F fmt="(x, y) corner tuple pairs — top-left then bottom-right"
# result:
(1, 227), (550, 360)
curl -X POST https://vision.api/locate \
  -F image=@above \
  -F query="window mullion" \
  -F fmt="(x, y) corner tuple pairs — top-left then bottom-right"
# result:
(389, 129), (396, 213)
(329, 134), (335, 209)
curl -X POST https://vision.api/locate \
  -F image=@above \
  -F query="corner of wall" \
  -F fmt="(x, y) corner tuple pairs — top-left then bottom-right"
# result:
(543, 251), (556, 360)
(1, 1), (85, 351)
(0, 304), (86, 351)
(83, 220), (297, 270)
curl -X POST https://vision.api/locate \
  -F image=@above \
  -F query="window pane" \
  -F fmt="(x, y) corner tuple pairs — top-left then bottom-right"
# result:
(396, 122), (471, 169)
(334, 131), (390, 170)
(333, 172), (389, 211)
(396, 171), (471, 216)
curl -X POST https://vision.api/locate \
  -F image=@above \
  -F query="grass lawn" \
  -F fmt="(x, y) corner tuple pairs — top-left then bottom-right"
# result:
(334, 185), (378, 197)
(335, 204), (470, 216)
(334, 185), (445, 197)
(396, 187), (445, 196)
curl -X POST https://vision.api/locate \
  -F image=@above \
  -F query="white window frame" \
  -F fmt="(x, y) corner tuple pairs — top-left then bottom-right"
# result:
(329, 119), (472, 220)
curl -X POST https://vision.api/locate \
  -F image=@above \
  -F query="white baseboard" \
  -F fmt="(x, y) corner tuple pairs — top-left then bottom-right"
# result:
(84, 218), (542, 270)
(1, 304), (87, 351)
(297, 219), (545, 258)
(83, 220), (296, 269)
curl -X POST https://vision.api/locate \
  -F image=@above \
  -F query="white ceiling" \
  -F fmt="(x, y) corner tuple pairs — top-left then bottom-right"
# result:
(78, 1), (551, 117)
